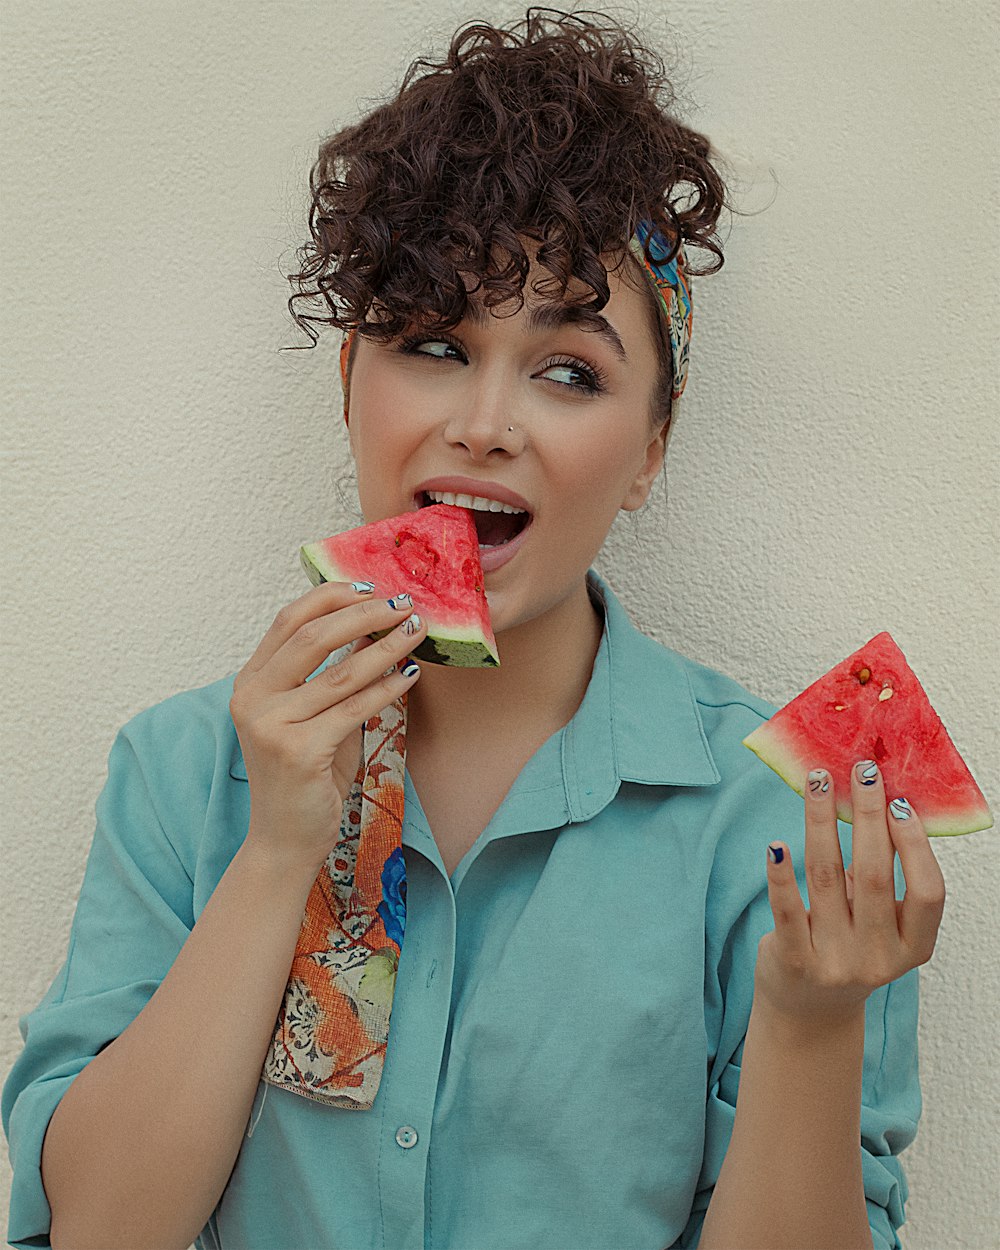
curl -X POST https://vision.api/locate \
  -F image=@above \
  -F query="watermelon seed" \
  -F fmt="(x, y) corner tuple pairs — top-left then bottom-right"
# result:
(879, 686), (894, 701)
(834, 704), (846, 711)
(857, 667), (872, 684)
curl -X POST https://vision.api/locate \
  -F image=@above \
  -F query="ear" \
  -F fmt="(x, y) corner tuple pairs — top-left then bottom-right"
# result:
(620, 418), (670, 512)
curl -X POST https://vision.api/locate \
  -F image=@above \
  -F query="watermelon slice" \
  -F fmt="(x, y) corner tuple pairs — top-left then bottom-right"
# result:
(742, 631), (993, 837)
(301, 503), (499, 667)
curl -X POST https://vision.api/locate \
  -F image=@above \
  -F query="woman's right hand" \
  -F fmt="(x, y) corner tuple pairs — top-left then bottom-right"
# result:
(229, 581), (427, 871)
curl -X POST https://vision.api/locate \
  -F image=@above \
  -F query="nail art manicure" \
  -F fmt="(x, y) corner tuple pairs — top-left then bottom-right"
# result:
(401, 614), (422, 636)
(807, 768), (830, 798)
(400, 661), (420, 678)
(856, 760), (879, 785)
(351, 581), (376, 594)
(889, 797), (913, 820)
(388, 593), (414, 610)
(767, 843), (784, 864)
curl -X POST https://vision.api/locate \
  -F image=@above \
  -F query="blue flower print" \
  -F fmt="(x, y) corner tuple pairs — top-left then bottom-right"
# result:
(377, 846), (407, 949)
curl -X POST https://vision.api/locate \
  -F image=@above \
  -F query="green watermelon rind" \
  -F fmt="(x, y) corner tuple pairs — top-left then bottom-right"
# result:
(367, 627), (498, 668)
(300, 546), (499, 668)
(742, 723), (993, 837)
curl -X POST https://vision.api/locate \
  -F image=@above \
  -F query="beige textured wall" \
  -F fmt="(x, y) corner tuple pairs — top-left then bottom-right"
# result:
(2, 2), (997, 1246)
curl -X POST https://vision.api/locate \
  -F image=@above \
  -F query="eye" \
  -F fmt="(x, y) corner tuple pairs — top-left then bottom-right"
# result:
(539, 357), (607, 395)
(397, 333), (465, 361)
(396, 334), (607, 395)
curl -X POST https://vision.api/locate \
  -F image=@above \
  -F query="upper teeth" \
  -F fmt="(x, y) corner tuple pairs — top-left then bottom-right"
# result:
(426, 490), (526, 514)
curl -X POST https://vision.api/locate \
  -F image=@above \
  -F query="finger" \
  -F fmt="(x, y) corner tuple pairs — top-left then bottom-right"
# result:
(850, 760), (899, 941)
(309, 639), (424, 740)
(284, 612), (427, 723)
(886, 797), (947, 963)
(765, 841), (811, 960)
(239, 579), (379, 680)
(803, 766), (852, 949)
(349, 633), (384, 670)
(255, 593), (419, 696)
(352, 634), (413, 682)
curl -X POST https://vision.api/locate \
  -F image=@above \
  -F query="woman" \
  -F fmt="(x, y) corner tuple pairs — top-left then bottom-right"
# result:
(3, 10), (937, 1250)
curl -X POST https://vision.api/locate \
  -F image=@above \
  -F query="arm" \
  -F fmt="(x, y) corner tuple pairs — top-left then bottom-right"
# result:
(11, 586), (419, 1250)
(700, 756), (941, 1250)
(43, 837), (321, 1250)
(698, 999), (872, 1250)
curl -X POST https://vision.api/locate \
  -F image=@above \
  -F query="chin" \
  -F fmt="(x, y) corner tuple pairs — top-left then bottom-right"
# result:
(482, 587), (520, 632)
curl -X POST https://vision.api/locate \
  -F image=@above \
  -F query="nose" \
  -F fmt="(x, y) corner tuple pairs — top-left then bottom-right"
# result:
(442, 380), (525, 459)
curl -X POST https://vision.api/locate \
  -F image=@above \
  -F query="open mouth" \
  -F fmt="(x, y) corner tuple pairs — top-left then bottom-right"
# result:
(417, 491), (532, 548)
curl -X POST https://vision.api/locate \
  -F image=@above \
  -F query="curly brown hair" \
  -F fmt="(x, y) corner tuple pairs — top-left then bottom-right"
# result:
(282, 7), (732, 427)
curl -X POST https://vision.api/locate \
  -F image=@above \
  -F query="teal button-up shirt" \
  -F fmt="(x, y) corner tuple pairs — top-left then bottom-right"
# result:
(3, 570), (920, 1250)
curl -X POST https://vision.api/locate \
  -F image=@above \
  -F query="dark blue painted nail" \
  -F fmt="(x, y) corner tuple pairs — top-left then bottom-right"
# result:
(767, 843), (784, 865)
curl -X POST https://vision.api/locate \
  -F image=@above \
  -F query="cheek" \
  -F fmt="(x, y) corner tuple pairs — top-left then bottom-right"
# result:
(567, 436), (636, 494)
(351, 391), (418, 461)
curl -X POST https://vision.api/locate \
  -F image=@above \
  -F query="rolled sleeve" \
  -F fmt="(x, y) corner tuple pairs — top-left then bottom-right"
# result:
(2, 724), (196, 1250)
(860, 968), (922, 1250)
(679, 922), (921, 1249)
(672, 741), (923, 1250)
(671, 973), (920, 1250)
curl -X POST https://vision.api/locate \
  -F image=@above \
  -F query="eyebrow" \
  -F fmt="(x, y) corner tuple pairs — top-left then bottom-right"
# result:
(461, 299), (629, 364)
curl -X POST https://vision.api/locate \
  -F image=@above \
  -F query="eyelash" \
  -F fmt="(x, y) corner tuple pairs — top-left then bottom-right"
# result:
(396, 332), (609, 395)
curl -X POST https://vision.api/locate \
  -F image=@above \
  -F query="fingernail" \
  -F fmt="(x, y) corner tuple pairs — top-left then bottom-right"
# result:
(889, 797), (913, 820)
(767, 843), (784, 864)
(388, 593), (414, 610)
(400, 661), (420, 678)
(807, 768), (830, 798)
(856, 760), (879, 785)
(352, 581), (375, 594)
(401, 614), (422, 636)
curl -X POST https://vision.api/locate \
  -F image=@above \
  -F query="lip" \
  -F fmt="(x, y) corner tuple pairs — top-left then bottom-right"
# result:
(410, 475), (533, 515)
(476, 514), (533, 572)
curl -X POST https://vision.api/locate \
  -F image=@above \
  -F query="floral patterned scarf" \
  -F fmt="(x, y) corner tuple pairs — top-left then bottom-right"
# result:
(261, 694), (409, 1109)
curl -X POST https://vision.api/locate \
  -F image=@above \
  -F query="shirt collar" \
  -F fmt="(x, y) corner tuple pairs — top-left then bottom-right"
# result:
(560, 568), (721, 822)
(230, 568), (722, 801)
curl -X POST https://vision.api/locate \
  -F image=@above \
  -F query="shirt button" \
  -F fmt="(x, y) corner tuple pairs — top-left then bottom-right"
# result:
(395, 1124), (419, 1149)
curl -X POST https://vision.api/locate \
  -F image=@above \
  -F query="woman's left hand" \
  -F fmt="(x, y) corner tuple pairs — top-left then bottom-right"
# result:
(754, 759), (947, 1027)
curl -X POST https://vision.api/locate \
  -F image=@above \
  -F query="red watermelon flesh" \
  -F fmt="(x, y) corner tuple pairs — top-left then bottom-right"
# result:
(742, 632), (993, 837)
(301, 504), (499, 667)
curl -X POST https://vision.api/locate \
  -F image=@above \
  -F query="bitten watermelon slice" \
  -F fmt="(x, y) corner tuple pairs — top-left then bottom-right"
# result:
(301, 503), (499, 667)
(742, 631), (993, 837)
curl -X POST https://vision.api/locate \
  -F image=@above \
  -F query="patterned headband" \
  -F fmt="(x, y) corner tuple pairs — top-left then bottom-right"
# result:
(339, 220), (692, 421)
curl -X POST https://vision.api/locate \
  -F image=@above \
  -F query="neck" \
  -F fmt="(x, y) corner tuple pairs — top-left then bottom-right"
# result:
(404, 578), (604, 750)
